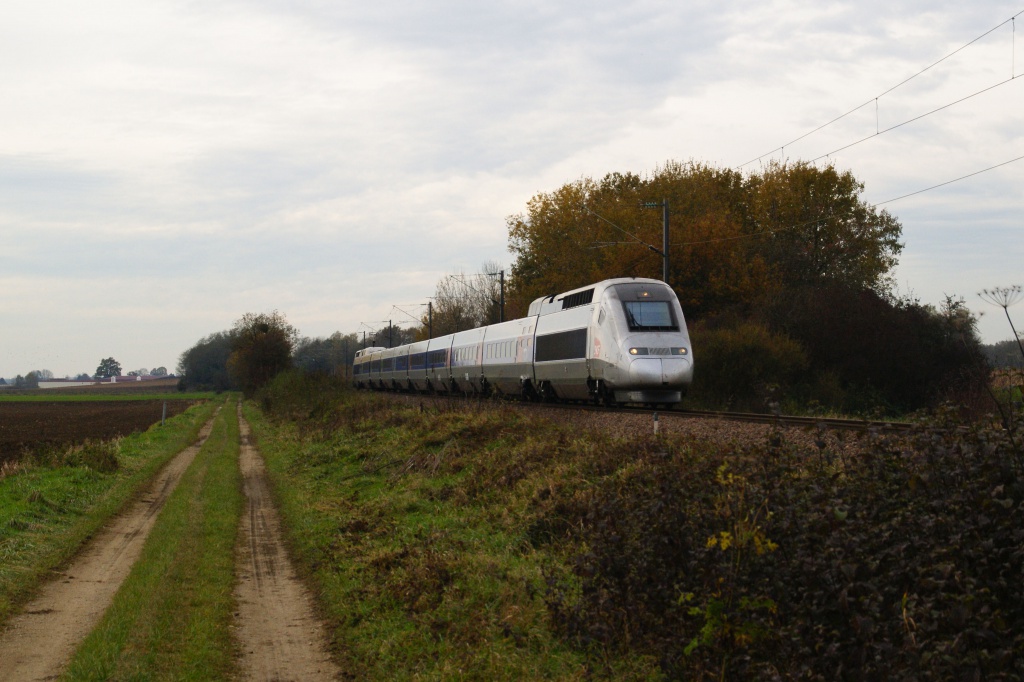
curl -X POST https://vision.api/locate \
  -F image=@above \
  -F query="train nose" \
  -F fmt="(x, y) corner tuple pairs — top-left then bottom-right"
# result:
(628, 359), (662, 385)
(628, 358), (692, 386)
(662, 358), (692, 384)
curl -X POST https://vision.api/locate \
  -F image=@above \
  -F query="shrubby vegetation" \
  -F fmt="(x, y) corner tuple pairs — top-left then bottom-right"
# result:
(689, 286), (990, 415)
(251, 376), (1024, 680)
(544, 409), (1024, 680)
(687, 319), (807, 412)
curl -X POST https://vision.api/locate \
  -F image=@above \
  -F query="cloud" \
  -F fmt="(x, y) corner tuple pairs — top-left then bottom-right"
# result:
(1, 0), (1022, 376)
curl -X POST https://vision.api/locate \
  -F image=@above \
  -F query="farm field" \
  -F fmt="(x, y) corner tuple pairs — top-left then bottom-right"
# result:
(0, 400), (195, 464)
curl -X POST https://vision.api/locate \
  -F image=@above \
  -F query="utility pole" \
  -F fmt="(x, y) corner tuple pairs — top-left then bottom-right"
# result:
(428, 302), (433, 339)
(481, 269), (505, 323)
(643, 199), (670, 284)
(662, 200), (669, 285)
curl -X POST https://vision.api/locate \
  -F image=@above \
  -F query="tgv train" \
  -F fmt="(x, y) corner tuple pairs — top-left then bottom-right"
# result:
(353, 278), (693, 405)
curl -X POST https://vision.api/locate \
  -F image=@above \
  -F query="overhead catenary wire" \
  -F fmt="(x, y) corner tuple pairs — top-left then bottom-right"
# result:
(737, 9), (1024, 169)
(807, 75), (1021, 164)
(874, 153), (1024, 205)
(389, 304), (430, 326)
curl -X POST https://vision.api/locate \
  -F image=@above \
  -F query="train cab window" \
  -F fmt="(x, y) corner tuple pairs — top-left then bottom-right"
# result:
(622, 301), (678, 331)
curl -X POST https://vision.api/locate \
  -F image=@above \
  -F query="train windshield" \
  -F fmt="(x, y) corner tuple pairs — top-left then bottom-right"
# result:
(622, 301), (677, 331)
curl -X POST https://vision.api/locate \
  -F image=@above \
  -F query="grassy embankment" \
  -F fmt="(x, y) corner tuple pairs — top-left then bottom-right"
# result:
(244, 380), (601, 680)
(248, 372), (1024, 680)
(63, 397), (243, 680)
(0, 397), (219, 625)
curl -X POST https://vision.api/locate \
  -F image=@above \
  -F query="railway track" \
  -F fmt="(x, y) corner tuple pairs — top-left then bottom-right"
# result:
(379, 390), (912, 432)
(675, 409), (911, 432)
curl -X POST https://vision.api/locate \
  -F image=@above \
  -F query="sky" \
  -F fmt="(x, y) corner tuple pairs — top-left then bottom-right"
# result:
(1, 0), (1021, 378)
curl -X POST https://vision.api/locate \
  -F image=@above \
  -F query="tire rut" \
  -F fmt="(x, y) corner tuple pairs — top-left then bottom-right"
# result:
(0, 408), (221, 681)
(233, 404), (340, 681)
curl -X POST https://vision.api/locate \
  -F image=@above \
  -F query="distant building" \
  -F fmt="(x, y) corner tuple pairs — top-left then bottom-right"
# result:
(38, 379), (100, 389)
(108, 374), (162, 384)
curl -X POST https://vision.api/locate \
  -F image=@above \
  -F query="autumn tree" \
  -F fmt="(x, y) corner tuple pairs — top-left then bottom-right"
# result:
(506, 160), (901, 320)
(506, 161), (771, 319)
(227, 311), (298, 396)
(745, 161), (903, 295)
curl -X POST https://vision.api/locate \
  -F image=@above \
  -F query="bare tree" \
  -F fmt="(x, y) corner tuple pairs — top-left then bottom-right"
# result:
(421, 262), (505, 337)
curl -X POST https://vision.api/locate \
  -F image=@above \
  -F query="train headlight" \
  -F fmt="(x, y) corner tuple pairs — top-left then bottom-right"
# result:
(676, 347), (688, 355)
(629, 347), (648, 356)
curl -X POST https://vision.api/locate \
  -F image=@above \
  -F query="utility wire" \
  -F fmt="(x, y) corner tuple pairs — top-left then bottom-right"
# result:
(583, 205), (663, 254)
(737, 9), (1024, 168)
(874, 153), (1024, 205)
(809, 75), (1021, 163)
(389, 305), (428, 326)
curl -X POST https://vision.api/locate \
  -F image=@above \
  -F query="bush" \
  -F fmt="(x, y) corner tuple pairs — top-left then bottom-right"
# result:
(762, 285), (990, 415)
(256, 369), (351, 426)
(25, 439), (121, 473)
(688, 319), (808, 411)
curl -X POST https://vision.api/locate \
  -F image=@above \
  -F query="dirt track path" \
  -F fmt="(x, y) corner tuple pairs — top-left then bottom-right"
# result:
(0, 411), (219, 681)
(234, 406), (341, 681)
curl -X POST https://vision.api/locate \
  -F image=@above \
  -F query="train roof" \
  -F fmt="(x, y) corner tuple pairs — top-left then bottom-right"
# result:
(527, 277), (668, 316)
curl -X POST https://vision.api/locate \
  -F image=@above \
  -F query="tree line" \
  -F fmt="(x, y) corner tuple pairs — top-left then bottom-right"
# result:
(177, 158), (1000, 414)
(503, 159), (987, 414)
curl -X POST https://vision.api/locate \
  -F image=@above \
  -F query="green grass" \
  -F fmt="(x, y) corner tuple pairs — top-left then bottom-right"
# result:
(62, 398), (243, 681)
(242, 394), (609, 681)
(0, 399), (220, 626)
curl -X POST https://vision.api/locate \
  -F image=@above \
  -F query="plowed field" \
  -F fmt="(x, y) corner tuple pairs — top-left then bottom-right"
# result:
(0, 400), (195, 463)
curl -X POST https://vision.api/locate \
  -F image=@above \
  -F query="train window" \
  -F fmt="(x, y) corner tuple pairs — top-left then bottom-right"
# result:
(623, 301), (677, 331)
(536, 328), (587, 361)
